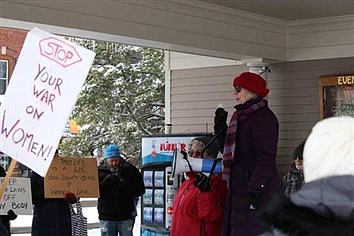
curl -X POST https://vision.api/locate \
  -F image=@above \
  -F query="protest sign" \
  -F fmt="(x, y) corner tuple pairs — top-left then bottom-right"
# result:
(44, 157), (99, 198)
(0, 177), (32, 215)
(0, 28), (95, 176)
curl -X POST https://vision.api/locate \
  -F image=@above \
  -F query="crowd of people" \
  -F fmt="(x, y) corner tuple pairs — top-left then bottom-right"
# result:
(30, 144), (145, 236)
(2, 71), (354, 236)
(0, 143), (145, 236)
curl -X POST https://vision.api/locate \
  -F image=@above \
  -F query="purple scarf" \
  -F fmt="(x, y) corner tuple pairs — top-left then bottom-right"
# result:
(222, 99), (267, 180)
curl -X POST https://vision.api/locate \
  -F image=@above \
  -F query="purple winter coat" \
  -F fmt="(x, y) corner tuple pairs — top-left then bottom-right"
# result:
(222, 98), (281, 236)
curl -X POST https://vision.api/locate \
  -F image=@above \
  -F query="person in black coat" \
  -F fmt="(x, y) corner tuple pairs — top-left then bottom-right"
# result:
(0, 165), (17, 235)
(0, 218), (9, 236)
(30, 152), (77, 236)
(98, 144), (145, 236)
(281, 140), (305, 197)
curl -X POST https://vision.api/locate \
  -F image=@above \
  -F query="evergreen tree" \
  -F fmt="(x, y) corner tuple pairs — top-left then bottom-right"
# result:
(61, 39), (164, 159)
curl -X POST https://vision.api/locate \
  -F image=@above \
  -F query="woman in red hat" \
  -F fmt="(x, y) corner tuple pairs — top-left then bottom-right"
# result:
(215, 72), (281, 236)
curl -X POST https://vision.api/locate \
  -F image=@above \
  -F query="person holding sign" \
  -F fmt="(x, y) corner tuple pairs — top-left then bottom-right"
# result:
(0, 217), (9, 236)
(30, 151), (78, 236)
(98, 144), (145, 236)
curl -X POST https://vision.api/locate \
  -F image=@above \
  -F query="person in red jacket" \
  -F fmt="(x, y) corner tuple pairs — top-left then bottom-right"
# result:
(171, 136), (227, 236)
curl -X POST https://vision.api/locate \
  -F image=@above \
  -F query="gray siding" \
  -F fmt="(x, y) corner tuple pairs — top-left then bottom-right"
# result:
(269, 57), (354, 173)
(170, 57), (354, 174)
(170, 65), (247, 133)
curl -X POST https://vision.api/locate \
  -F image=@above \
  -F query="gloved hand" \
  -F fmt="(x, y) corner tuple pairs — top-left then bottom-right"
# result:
(193, 173), (211, 192)
(7, 209), (17, 220)
(214, 107), (228, 135)
(248, 192), (261, 210)
(65, 192), (78, 204)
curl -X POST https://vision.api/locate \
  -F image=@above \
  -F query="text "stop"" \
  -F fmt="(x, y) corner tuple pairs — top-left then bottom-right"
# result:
(39, 37), (82, 67)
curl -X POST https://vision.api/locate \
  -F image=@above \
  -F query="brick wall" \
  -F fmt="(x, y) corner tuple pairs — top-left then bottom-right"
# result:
(0, 27), (27, 77)
(0, 27), (27, 58)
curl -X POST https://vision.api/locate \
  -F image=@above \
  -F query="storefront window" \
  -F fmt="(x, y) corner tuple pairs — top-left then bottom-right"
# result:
(320, 75), (354, 119)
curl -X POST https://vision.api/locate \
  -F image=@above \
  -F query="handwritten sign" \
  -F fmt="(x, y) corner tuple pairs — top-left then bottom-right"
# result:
(0, 177), (32, 215)
(44, 157), (99, 198)
(0, 28), (95, 176)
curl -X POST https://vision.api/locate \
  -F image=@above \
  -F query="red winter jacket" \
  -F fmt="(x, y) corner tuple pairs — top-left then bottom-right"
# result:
(171, 173), (227, 236)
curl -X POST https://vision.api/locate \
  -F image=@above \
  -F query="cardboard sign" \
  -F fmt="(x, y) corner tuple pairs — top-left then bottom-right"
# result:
(44, 157), (99, 198)
(0, 177), (32, 215)
(0, 28), (95, 176)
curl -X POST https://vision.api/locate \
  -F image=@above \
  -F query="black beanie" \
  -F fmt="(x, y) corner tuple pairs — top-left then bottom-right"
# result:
(293, 140), (306, 159)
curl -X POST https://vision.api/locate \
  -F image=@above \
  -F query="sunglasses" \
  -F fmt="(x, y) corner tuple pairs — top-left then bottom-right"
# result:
(234, 86), (242, 93)
(188, 150), (202, 157)
(293, 156), (303, 160)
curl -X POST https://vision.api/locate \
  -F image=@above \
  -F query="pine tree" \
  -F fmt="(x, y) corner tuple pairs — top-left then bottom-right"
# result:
(61, 39), (164, 160)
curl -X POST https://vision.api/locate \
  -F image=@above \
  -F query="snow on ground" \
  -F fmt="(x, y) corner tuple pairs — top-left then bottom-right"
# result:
(12, 204), (141, 236)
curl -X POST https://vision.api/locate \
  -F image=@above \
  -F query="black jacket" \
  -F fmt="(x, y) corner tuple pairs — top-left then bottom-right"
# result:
(30, 171), (72, 236)
(97, 160), (145, 221)
(281, 164), (304, 197)
(0, 166), (10, 236)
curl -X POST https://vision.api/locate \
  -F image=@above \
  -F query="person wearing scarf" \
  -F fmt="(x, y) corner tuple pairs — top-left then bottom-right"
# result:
(217, 72), (281, 236)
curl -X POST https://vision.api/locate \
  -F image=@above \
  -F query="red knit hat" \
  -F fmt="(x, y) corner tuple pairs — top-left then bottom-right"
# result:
(233, 72), (269, 97)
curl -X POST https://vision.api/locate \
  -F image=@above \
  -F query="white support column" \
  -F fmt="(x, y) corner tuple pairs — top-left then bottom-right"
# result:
(164, 50), (171, 130)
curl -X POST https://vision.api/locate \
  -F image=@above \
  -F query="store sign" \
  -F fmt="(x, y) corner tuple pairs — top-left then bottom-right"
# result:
(320, 75), (354, 118)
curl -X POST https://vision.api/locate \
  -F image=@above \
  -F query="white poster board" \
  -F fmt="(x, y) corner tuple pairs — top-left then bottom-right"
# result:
(0, 177), (32, 215)
(0, 28), (95, 176)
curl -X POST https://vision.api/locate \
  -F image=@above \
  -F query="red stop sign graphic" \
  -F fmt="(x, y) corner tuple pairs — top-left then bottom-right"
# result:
(39, 37), (82, 67)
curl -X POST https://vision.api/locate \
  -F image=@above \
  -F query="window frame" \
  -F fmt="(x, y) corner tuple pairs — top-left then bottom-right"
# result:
(319, 75), (354, 119)
(0, 59), (9, 95)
